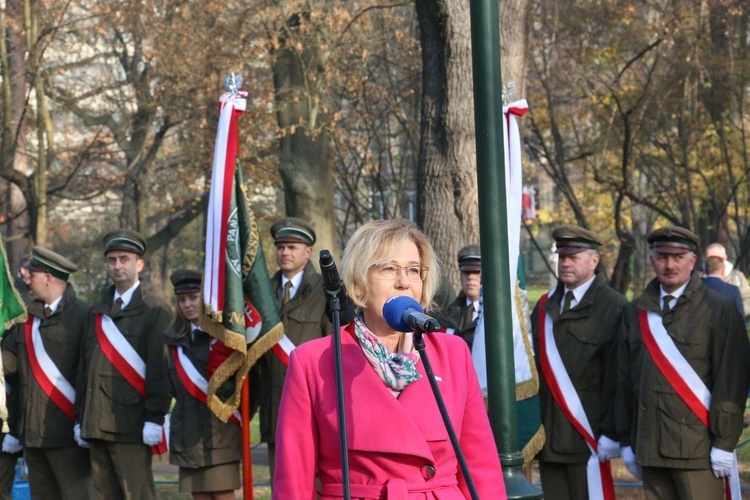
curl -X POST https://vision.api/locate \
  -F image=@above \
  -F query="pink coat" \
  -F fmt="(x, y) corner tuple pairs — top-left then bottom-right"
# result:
(273, 322), (507, 499)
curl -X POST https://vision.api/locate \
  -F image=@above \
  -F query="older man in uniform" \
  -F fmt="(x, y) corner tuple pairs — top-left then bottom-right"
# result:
(444, 244), (482, 351)
(76, 229), (173, 500)
(616, 226), (750, 499)
(260, 217), (331, 482)
(2, 247), (92, 499)
(531, 226), (628, 500)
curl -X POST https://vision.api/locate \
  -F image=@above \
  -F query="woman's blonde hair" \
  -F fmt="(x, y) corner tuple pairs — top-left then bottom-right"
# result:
(340, 219), (440, 311)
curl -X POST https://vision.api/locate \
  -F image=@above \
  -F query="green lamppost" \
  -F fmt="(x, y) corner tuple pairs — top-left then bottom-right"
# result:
(469, 0), (543, 498)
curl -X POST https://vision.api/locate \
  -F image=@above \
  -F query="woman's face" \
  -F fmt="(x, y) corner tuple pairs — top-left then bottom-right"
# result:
(360, 238), (424, 332)
(177, 292), (201, 323)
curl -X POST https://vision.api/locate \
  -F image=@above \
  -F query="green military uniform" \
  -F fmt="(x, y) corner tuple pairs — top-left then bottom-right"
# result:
(260, 217), (331, 480)
(0, 372), (21, 500)
(165, 269), (241, 494)
(531, 227), (628, 499)
(443, 244), (481, 350)
(616, 226), (750, 500)
(2, 247), (92, 500)
(444, 292), (479, 350)
(76, 230), (173, 500)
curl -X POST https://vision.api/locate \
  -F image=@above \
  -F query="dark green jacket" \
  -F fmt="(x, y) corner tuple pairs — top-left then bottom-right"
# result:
(165, 326), (241, 469)
(77, 284), (173, 444)
(531, 272), (628, 464)
(2, 284), (89, 448)
(443, 292), (478, 351)
(260, 261), (331, 443)
(615, 273), (750, 468)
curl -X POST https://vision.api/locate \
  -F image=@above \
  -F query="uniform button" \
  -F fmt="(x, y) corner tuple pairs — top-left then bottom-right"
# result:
(420, 464), (436, 480)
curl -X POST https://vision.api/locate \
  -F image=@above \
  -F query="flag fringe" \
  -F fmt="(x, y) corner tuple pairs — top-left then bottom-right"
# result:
(522, 425), (546, 466)
(514, 282), (539, 400)
(201, 309), (248, 353)
(207, 322), (284, 422)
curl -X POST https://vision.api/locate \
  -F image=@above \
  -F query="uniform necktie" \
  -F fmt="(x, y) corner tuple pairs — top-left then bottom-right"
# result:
(462, 303), (475, 331)
(282, 281), (293, 307)
(43, 305), (51, 319)
(562, 290), (575, 314)
(112, 297), (123, 316)
(662, 295), (674, 314)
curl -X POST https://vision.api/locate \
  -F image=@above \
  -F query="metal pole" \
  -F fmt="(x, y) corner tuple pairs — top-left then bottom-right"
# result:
(468, 0), (542, 497)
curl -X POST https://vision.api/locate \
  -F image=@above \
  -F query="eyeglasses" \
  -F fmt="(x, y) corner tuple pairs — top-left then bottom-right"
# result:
(371, 264), (429, 282)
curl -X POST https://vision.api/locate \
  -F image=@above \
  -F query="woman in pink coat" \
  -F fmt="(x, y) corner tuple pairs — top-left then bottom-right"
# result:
(273, 220), (506, 499)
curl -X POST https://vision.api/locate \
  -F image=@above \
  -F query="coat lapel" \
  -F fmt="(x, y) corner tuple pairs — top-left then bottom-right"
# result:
(341, 324), (444, 462)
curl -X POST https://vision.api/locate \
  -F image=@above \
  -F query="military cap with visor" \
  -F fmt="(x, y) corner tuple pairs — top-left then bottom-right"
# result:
(271, 217), (316, 246)
(552, 225), (603, 255)
(102, 228), (147, 256)
(457, 244), (482, 272)
(170, 269), (202, 295)
(647, 225), (699, 254)
(24, 246), (78, 281)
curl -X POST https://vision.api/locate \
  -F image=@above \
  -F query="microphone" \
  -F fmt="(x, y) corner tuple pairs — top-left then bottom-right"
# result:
(382, 295), (441, 333)
(319, 250), (356, 325)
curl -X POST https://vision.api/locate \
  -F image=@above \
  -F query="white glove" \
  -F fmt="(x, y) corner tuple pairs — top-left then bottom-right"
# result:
(597, 435), (620, 462)
(74, 423), (89, 448)
(622, 446), (642, 480)
(2, 435), (22, 454)
(710, 446), (734, 478)
(142, 422), (163, 446)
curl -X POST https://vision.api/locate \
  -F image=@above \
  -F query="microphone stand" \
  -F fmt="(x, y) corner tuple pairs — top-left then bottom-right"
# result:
(413, 330), (480, 500)
(323, 288), (351, 499)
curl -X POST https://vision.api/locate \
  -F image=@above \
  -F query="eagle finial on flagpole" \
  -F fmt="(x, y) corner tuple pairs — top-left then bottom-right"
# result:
(223, 72), (243, 96)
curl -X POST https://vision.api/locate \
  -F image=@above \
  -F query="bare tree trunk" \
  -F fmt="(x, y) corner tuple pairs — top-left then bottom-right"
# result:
(2, 0), (30, 269)
(272, 20), (337, 257)
(414, 0), (478, 286)
(415, 0), (529, 286)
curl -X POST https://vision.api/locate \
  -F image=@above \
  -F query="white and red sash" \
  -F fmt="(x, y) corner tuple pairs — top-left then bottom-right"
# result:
(271, 335), (296, 367)
(538, 293), (615, 500)
(24, 316), (76, 420)
(639, 310), (741, 499)
(94, 314), (167, 454)
(173, 345), (241, 426)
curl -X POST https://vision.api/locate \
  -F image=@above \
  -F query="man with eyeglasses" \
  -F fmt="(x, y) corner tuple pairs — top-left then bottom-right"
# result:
(259, 217), (331, 484)
(1, 246), (93, 499)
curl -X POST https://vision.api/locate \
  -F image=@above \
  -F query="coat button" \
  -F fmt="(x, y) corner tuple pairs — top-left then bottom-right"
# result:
(420, 464), (436, 480)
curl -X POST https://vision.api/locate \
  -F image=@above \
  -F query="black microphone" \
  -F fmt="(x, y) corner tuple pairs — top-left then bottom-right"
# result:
(319, 250), (356, 325)
(382, 295), (441, 333)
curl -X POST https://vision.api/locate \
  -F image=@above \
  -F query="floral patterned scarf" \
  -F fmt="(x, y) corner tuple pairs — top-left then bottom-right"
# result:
(353, 314), (421, 397)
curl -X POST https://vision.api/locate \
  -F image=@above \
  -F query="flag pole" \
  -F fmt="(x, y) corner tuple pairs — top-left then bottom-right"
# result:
(241, 377), (253, 499)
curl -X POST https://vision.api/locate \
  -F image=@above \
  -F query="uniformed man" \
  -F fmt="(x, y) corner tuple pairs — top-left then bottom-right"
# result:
(444, 244), (482, 350)
(260, 217), (330, 482)
(1, 247), (92, 499)
(530, 225), (628, 499)
(616, 226), (750, 499)
(76, 229), (173, 500)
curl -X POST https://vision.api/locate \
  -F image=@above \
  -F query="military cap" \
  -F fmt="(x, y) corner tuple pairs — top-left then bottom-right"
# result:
(271, 217), (316, 246)
(552, 225), (602, 255)
(457, 244), (482, 272)
(170, 269), (202, 295)
(24, 246), (77, 281)
(102, 229), (146, 256)
(647, 225), (699, 254)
